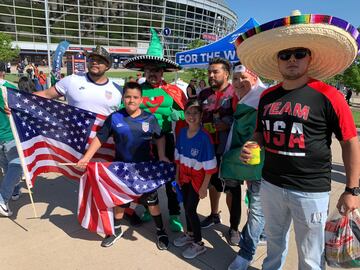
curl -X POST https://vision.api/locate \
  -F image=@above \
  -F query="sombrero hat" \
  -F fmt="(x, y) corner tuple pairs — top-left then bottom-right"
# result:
(123, 28), (181, 71)
(235, 12), (360, 81)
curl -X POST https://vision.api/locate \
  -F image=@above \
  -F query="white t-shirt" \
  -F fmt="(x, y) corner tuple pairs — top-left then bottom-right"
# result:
(55, 73), (122, 115)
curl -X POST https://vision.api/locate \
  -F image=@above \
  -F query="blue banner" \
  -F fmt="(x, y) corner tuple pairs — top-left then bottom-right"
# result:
(175, 18), (259, 68)
(52, 40), (70, 81)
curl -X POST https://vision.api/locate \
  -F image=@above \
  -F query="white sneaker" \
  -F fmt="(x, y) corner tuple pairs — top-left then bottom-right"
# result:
(228, 255), (251, 270)
(173, 233), (194, 247)
(0, 193), (12, 217)
(182, 242), (206, 259)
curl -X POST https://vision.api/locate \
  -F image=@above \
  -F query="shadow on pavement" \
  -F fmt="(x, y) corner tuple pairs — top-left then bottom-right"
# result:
(7, 175), (242, 269)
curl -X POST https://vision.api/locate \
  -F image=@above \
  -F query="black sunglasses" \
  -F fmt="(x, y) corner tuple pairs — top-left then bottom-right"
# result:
(278, 49), (311, 61)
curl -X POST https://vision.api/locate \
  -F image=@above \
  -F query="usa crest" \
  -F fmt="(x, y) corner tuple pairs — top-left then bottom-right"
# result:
(190, 148), (199, 157)
(142, 122), (149, 132)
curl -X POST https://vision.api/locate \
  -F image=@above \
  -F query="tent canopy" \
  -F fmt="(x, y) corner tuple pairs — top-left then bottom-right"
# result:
(175, 18), (259, 68)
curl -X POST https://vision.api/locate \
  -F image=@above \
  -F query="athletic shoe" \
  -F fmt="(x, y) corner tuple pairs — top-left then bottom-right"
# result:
(100, 227), (123, 248)
(228, 229), (240, 246)
(0, 193), (12, 217)
(200, 213), (221, 228)
(141, 209), (152, 222)
(156, 230), (169, 250)
(169, 215), (183, 232)
(182, 242), (206, 259)
(11, 185), (21, 201)
(227, 255), (251, 270)
(173, 233), (194, 247)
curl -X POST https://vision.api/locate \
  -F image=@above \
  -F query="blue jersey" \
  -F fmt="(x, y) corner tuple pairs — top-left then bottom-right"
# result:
(97, 108), (161, 162)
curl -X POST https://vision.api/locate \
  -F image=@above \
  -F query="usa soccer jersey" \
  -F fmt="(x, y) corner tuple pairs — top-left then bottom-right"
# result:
(175, 128), (217, 193)
(256, 79), (357, 192)
(97, 108), (161, 162)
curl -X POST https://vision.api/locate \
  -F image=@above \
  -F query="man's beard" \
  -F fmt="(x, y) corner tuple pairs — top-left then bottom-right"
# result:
(209, 79), (225, 90)
(88, 68), (106, 78)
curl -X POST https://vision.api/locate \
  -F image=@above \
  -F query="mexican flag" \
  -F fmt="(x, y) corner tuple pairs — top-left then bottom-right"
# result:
(220, 83), (266, 182)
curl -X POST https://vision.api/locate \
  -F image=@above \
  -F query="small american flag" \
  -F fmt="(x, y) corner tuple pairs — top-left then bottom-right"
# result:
(78, 161), (175, 235)
(5, 87), (115, 188)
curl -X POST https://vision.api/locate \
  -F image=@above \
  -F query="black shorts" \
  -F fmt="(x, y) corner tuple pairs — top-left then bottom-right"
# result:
(209, 155), (224, 192)
(120, 190), (159, 208)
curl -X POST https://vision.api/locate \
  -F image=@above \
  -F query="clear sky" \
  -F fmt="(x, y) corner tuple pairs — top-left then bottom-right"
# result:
(225, 0), (360, 28)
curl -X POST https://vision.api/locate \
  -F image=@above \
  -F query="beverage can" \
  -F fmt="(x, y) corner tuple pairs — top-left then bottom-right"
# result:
(246, 141), (261, 165)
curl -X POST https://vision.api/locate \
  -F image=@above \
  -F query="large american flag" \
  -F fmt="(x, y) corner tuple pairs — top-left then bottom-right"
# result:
(5, 87), (114, 188)
(79, 161), (175, 235)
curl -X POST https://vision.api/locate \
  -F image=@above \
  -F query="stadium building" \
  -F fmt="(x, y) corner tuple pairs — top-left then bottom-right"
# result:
(0, 0), (237, 64)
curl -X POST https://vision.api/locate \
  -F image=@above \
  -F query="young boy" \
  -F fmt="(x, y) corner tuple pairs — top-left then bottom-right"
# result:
(173, 99), (217, 259)
(77, 82), (169, 249)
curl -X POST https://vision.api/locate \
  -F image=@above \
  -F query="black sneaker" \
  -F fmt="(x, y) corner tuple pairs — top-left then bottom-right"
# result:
(156, 230), (169, 250)
(200, 213), (221, 228)
(101, 227), (123, 248)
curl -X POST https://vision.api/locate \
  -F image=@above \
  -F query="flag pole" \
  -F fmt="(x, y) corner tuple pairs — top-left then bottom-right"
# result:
(1, 87), (38, 218)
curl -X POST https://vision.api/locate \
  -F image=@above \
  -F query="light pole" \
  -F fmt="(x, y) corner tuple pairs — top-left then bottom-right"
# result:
(44, 0), (52, 76)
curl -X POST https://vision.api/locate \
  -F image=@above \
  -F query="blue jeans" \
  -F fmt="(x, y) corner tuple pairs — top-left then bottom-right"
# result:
(0, 140), (23, 203)
(238, 181), (265, 261)
(260, 180), (329, 270)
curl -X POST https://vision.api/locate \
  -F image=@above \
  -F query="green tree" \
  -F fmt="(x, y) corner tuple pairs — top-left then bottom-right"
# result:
(187, 39), (206, 50)
(342, 62), (360, 94)
(0, 33), (20, 62)
(185, 39), (208, 82)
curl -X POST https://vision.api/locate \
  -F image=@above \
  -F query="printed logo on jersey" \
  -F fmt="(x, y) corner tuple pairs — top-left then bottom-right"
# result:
(105, 90), (113, 100)
(261, 101), (310, 157)
(116, 123), (123, 128)
(190, 148), (199, 157)
(142, 122), (149, 132)
(79, 86), (85, 91)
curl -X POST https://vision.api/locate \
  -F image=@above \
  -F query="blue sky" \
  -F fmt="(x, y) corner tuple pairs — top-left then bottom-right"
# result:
(226, 0), (360, 28)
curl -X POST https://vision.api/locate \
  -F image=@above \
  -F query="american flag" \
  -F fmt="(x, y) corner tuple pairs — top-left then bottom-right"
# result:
(78, 161), (175, 235)
(5, 87), (115, 188)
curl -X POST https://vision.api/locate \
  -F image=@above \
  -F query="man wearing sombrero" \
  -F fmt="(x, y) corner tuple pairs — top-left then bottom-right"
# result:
(123, 28), (187, 232)
(233, 12), (360, 270)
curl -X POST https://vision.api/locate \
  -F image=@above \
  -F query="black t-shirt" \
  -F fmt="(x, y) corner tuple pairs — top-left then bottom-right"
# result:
(256, 80), (357, 192)
(97, 109), (161, 162)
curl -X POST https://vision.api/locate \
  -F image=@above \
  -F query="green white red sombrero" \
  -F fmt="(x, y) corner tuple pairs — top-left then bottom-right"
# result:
(234, 12), (360, 81)
(123, 28), (181, 71)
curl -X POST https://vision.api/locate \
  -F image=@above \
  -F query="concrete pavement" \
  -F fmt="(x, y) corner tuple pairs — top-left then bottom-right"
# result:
(0, 138), (358, 270)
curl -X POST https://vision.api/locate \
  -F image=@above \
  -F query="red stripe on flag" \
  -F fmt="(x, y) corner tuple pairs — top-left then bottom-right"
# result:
(27, 154), (83, 175)
(78, 175), (91, 226)
(23, 141), (79, 162)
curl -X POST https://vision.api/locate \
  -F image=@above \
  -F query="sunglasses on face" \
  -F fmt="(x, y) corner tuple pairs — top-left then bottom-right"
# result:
(277, 49), (311, 61)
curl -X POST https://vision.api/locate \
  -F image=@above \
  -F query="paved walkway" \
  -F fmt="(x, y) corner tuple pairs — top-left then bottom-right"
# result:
(0, 138), (358, 270)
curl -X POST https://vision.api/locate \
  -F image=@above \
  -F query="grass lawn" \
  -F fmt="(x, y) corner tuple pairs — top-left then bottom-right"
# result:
(352, 109), (360, 128)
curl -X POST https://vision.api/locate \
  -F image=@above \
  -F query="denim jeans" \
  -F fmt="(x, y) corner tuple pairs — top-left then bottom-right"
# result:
(0, 140), (23, 203)
(238, 181), (265, 261)
(260, 180), (329, 270)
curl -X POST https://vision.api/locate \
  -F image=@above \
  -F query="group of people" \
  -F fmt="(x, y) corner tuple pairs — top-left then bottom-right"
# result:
(1, 13), (360, 270)
(186, 78), (207, 99)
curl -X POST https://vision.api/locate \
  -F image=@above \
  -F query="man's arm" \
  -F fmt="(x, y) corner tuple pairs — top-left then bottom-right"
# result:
(336, 137), (360, 215)
(34, 86), (61, 99)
